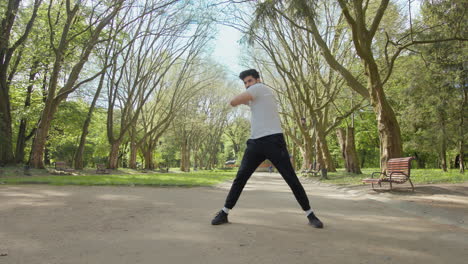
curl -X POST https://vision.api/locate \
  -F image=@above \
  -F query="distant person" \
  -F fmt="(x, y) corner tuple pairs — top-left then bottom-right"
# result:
(211, 69), (323, 228)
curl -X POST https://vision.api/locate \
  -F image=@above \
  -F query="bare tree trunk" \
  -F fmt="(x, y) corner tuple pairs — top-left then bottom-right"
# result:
(336, 128), (347, 169)
(315, 139), (328, 179)
(440, 149), (447, 172)
(367, 67), (403, 172)
(0, 71), (14, 165)
(0, 0), (42, 165)
(345, 127), (361, 174)
(74, 67), (107, 169)
(128, 126), (138, 169)
(315, 138), (325, 170)
(30, 1), (123, 169)
(44, 142), (51, 166)
(143, 147), (154, 170)
(29, 103), (57, 168)
(301, 136), (314, 171)
(459, 144), (465, 174)
(440, 117), (448, 172)
(459, 75), (467, 173)
(108, 141), (121, 169)
(315, 127), (336, 172)
(129, 143), (138, 169)
(180, 139), (190, 172)
(285, 0), (403, 172)
(15, 60), (39, 163)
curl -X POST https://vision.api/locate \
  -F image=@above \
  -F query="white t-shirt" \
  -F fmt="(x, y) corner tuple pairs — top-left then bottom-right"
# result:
(245, 83), (283, 139)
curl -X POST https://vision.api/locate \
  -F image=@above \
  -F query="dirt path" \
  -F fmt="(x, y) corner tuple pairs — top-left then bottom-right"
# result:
(1, 173), (467, 264)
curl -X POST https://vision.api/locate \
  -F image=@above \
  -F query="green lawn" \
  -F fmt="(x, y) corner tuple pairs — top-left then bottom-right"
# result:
(319, 168), (468, 185)
(0, 167), (236, 187)
(1, 165), (466, 187)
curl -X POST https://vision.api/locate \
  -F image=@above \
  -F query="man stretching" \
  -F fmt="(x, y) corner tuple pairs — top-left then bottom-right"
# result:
(211, 69), (323, 228)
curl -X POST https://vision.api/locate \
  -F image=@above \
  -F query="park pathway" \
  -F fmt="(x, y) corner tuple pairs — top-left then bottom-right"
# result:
(1, 173), (467, 264)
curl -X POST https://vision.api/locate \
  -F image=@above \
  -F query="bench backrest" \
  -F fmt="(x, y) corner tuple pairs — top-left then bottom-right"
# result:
(386, 157), (414, 180)
(97, 164), (106, 170)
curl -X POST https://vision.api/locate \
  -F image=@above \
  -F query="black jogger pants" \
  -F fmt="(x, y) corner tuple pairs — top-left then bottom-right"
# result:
(224, 133), (311, 211)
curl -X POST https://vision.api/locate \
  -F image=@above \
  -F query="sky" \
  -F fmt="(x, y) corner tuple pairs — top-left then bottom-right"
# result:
(211, 24), (244, 80)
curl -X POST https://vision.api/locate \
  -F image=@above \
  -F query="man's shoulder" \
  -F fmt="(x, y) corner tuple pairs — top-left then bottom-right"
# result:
(247, 83), (269, 92)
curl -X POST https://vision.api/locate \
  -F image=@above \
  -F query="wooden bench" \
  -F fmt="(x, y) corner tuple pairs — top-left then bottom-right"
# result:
(96, 163), (110, 174)
(301, 164), (320, 176)
(362, 157), (415, 191)
(301, 169), (319, 176)
(54, 161), (75, 172)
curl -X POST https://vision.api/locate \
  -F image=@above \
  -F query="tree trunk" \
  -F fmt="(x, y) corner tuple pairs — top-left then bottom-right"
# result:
(129, 142), (138, 169)
(143, 147), (154, 170)
(336, 128), (347, 168)
(31, 1), (122, 169)
(315, 138), (325, 170)
(184, 145), (191, 172)
(299, 145), (313, 171)
(367, 65), (403, 172)
(301, 136), (314, 171)
(337, 127), (362, 173)
(414, 152), (425, 168)
(108, 141), (121, 169)
(315, 140), (328, 179)
(315, 127), (336, 172)
(0, 0), (42, 165)
(180, 139), (190, 172)
(292, 140), (297, 170)
(440, 118), (448, 172)
(128, 126), (138, 169)
(74, 122), (89, 170)
(29, 102), (57, 168)
(193, 149), (199, 170)
(44, 142), (51, 166)
(459, 74), (467, 173)
(345, 127), (361, 174)
(459, 146), (465, 174)
(0, 71), (14, 165)
(440, 148), (447, 172)
(15, 59), (39, 164)
(74, 69), (106, 169)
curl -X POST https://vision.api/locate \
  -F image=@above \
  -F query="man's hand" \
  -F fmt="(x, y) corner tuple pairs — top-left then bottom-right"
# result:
(230, 91), (253, 107)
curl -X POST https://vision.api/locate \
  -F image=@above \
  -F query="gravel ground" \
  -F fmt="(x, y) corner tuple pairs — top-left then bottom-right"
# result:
(1, 173), (467, 264)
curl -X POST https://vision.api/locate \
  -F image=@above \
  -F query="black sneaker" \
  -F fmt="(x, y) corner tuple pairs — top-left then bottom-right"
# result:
(307, 212), (324, 228)
(211, 210), (229, 225)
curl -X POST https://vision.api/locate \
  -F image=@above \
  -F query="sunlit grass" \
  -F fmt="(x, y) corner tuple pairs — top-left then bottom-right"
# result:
(0, 167), (236, 187)
(319, 168), (468, 185)
(1, 165), (465, 187)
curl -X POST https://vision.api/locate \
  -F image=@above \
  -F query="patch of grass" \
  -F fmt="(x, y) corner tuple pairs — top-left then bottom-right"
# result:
(0, 167), (236, 187)
(318, 168), (468, 186)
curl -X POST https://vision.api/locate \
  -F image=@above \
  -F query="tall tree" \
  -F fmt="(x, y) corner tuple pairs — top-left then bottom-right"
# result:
(0, 0), (42, 165)
(105, 0), (212, 169)
(29, 0), (125, 168)
(247, 4), (363, 172)
(253, 0), (467, 171)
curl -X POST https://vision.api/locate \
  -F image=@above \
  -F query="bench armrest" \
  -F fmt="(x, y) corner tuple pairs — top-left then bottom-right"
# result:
(371, 172), (385, 179)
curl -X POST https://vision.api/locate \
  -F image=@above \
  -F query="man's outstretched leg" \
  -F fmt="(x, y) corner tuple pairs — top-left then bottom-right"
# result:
(212, 140), (265, 225)
(266, 135), (324, 228)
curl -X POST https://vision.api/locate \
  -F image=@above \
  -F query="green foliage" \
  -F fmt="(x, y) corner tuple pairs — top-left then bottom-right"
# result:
(353, 109), (380, 168)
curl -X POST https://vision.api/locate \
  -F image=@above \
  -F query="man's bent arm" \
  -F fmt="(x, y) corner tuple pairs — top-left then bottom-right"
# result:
(230, 91), (253, 107)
